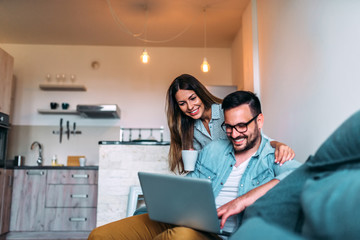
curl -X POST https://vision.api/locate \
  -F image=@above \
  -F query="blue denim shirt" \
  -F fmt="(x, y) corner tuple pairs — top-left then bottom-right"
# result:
(193, 104), (227, 150)
(187, 136), (301, 197)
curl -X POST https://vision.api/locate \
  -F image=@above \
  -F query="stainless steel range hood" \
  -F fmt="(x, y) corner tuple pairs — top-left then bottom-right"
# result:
(76, 104), (120, 119)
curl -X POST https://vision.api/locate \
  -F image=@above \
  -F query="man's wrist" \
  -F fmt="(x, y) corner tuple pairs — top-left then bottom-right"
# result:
(238, 194), (256, 208)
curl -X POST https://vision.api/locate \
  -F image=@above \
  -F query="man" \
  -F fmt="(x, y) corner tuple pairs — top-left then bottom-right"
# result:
(187, 91), (300, 235)
(88, 91), (301, 240)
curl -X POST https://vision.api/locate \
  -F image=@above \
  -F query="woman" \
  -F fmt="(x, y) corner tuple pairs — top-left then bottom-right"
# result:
(166, 74), (295, 174)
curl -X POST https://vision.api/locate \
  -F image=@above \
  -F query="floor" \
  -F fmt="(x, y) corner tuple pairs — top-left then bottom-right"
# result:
(0, 232), (90, 240)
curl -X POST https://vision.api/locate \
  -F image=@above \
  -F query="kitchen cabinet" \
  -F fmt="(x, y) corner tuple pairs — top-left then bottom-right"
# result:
(44, 169), (97, 231)
(10, 168), (98, 232)
(0, 48), (14, 116)
(0, 169), (13, 235)
(10, 169), (47, 231)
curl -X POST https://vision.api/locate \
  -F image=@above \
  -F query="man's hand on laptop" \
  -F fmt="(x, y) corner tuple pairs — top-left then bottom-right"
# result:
(217, 196), (248, 229)
(217, 179), (280, 229)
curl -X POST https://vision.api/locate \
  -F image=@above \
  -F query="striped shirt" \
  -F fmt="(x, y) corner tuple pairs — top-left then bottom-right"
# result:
(215, 158), (251, 238)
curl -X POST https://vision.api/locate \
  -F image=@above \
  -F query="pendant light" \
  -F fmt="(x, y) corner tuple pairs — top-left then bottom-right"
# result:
(201, 8), (210, 73)
(201, 57), (210, 72)
(140, 5), (150, 64)
(141, 49), (150, 63)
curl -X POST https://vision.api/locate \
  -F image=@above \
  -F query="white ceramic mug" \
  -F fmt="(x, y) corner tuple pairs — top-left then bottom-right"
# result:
(79, 157), (86, 167)
(181, 150), (198, 171)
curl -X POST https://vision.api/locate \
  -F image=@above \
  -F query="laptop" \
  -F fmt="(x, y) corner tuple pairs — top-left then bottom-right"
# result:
(138, 171), (231, 236)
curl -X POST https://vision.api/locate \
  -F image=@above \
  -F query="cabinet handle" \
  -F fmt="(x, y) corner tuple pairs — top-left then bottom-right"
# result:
(69, 217), (87, 222)
(71, 174), (89, 178)
(26, 170), (45, 175)
(70, 194), (88, 198)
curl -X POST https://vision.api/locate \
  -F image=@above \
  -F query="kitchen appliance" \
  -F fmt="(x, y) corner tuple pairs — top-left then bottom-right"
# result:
(76, 104), (120, 119)
(0, 112), (10, 168)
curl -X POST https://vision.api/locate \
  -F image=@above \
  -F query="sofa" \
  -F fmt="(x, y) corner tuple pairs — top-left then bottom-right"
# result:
(229, 110), (360, 239)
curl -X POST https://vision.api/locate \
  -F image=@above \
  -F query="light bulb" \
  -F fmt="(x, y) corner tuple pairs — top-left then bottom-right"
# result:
(141, 49), (150, 64)
(201, 57), (210, 73)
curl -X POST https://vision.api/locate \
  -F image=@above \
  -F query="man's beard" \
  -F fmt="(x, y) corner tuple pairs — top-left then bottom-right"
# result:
(232, 126), (261, 153)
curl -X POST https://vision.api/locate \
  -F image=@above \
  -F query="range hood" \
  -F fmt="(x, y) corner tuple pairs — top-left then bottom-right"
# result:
(76, 104), (120, 119)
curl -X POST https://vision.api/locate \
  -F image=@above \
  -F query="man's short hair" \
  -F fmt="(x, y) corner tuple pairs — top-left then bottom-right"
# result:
(222, 91), (262, 116)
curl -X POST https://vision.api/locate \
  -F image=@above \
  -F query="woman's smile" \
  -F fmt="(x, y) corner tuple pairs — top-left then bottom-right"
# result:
(188, 107), (200, 116)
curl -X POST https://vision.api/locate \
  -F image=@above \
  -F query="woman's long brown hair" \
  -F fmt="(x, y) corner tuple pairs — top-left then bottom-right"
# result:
(166, 74), (222, 174)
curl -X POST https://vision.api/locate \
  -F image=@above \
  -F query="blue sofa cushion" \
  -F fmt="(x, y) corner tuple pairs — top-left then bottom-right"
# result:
(230, 217), (304, 240)
(133, 206), (147, 216)
(242, 163), (312, 232)
(301, 168), (360, 239)
(233, 168), (360, 240)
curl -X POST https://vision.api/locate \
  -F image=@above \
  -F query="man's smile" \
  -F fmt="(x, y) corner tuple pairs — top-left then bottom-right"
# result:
(231, 136), (247, 145)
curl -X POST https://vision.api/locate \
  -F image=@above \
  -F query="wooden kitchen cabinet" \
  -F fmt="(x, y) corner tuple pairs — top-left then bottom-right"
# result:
(10, 168), (98, 232)
(0, 48), (14, 116)
(10, 169), (47, 231)
(44, 169), (98, 231)
(0, 169), (13, 235)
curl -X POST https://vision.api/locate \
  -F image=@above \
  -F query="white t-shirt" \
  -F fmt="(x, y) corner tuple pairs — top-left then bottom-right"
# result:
(215, 158), (251, 238)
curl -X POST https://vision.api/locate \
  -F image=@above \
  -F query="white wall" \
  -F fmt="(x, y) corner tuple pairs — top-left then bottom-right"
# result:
(231, 25), (243, 90)
(257, 0), (360, 162)
(2, 44), (232, 165)
(2, 44), (232, 127)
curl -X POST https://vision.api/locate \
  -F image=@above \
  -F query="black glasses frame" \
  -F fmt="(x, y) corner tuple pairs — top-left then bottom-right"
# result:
(221, 113), (260, 134)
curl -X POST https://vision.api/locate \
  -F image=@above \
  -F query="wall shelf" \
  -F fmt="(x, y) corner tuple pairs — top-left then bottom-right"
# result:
(38, 109), (80, 115)
(39, 83), (86, 91)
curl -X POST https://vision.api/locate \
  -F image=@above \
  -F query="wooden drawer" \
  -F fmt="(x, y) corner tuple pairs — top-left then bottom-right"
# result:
(46, 185), (97, 207)
(47, 170), (98, 184)
(45, 208), (96, 231)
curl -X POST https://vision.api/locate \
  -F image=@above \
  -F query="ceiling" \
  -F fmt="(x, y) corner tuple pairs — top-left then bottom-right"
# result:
(0, 0), (249, 48)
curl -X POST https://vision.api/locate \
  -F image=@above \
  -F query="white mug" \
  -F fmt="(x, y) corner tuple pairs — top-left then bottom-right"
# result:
(79, 157), (86, 167)
(181, 150), (198, 171)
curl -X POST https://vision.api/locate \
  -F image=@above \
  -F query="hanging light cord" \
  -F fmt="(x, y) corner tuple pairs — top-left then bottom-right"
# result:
(203, 7), (207, 55)
(106, 0), (146, 38)
(106, 0), (196, 44)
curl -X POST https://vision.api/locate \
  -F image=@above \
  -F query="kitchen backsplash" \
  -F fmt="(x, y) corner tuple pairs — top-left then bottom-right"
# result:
(7, 125), (115, 166)
(7, 125), (170, 166)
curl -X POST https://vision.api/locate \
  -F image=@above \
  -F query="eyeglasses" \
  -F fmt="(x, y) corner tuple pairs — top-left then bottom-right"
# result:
(221, 113), (260, 134)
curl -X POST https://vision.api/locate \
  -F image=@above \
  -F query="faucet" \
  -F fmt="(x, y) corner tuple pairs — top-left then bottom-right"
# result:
(30, 141), (43, 166)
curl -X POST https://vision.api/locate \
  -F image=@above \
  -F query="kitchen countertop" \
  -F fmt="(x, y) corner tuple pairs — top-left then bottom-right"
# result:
(12, 165), (98, 170)
(98, 141), (170, 145)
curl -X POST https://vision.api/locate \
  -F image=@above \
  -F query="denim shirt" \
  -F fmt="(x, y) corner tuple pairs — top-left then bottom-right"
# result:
(193, 104), (227, 150)
(187, 136), (301, 198)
